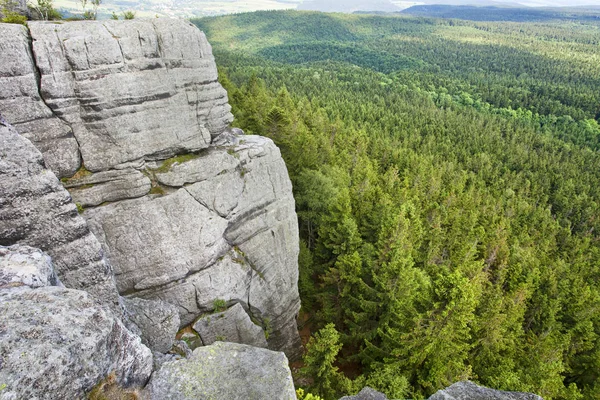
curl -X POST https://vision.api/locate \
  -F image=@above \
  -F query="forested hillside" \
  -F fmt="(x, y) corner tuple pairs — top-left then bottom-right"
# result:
(193, 11), (600, 400)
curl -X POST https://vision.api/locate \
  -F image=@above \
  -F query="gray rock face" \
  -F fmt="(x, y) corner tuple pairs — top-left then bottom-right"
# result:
(0, 286), (152, 399)
(340, 387), (388, 400)
(0, 0), (28, 18)
(86, 134), (302, 358)
(25, 19), (232, 173)
(0, 19), (301, 359)
(428, 381), (544, 400)
(63, 169), (152, 207)
(193, 302), (268, 348)
(0, 118), (121, 314)
(0, 24), (79, 178)
(123, 297), (180, 353)
(0, 245), (60, 289)
(146, 341), (296, 400)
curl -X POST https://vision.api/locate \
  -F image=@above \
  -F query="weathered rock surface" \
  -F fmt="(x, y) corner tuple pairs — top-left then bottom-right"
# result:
(146, 341), (296, 400)
(0, 24), (79, 178)
(63, 169), (152, 207)
(0, 286), (152, 399)
(25, 19), (232, 173)
(428, 381), (544, 400)
(0, 0), (28, 18)
(123, 297), (180, 353)
(0, 117), (121, 314)
(1, 19), (301, 360)
(86, 134), (302, 358)
(340, 387), (388, 400)
(0, 245), (60, 289)
(193, 302), (268, 348)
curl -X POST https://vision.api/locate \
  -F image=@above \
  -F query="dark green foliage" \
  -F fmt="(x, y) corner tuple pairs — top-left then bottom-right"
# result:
(195, 10), (600, 400)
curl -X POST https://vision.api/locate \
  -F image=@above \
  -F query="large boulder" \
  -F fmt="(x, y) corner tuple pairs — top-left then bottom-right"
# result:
(0, 245), (152, 399)
(146, 341), (297, 400)
(428, 381), (544, 400)
(0, 116), (121, 315)
(0, 286), (153, 399)
(0, 19), (302, 359)
(193, 302), (268, 348)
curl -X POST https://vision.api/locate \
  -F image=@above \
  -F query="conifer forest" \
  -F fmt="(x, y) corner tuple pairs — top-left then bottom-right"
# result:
(194, 11), (600, 399)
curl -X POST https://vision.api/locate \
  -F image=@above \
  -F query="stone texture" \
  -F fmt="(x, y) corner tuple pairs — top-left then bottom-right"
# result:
(86, 134), (302, 358)
(123, 297), (180, 353)
(0, 117), (121, 314)
(0, 24), (79, 178)
(146, 341), (296, 400)
(27, 19), (232, 172)
(85, 188), (230, 293)
(0, 245), (60, 289)
(340, 387), (388, 400)
(193, 302), (268, 348)
(0, 0), (28, 18)
(0, 286), (153, 399)
(428, 381), (544, 400)
(63, 169), (152, 207)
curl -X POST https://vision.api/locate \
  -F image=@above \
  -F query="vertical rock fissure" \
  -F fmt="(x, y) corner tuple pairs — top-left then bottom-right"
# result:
(26, 25), (84, 169)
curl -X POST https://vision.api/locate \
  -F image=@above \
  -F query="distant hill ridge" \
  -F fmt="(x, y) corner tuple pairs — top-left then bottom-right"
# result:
(298, 0), (400, 13)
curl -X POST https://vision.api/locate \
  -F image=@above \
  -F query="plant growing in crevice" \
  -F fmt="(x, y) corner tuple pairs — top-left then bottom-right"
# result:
(212, 298), (227, 313)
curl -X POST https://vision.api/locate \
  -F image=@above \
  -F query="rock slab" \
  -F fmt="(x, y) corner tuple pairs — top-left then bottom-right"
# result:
(0, 116), (121, 315)
(0, 286), (152, 400)
(193, 302), (268, 348)
(147, 341), (296, 400)
(428, 381), (544, 400)
(123, 296), (180, 353)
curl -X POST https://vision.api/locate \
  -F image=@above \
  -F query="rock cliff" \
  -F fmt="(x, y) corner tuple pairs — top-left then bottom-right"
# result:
(0, 19), (301, 359)
(1, 17), (301, 398)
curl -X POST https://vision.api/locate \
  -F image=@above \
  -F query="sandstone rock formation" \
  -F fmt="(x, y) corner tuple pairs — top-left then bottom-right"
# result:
(193, 302), (268, 348)
(123, 297), (180, 353)
(0, 246), (152, 399)
(428, 381), (544, 400)
(146, 341), (297, 400)
(339, 387), (388, 400)
(0, 19), (301, 359)
(84, 133), (301, 357)
(0, 115), (121, 315)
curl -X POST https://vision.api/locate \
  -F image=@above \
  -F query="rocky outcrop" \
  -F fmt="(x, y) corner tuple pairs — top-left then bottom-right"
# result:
(339, 387), (388, 400)
(0, 19), (301, 358)
(146, 341), (296, 400)
(428, 381), (544, 400)
(123, 297), (180, 353)
(0, 24), (79, 178)
(0, 245), (152, 399)
(30, 19), (232, 174)
(0, 286), (153, 399)
(84, 133), (301, 358)
(193, 302), (268, 348)
(0, 116), (121, 314)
